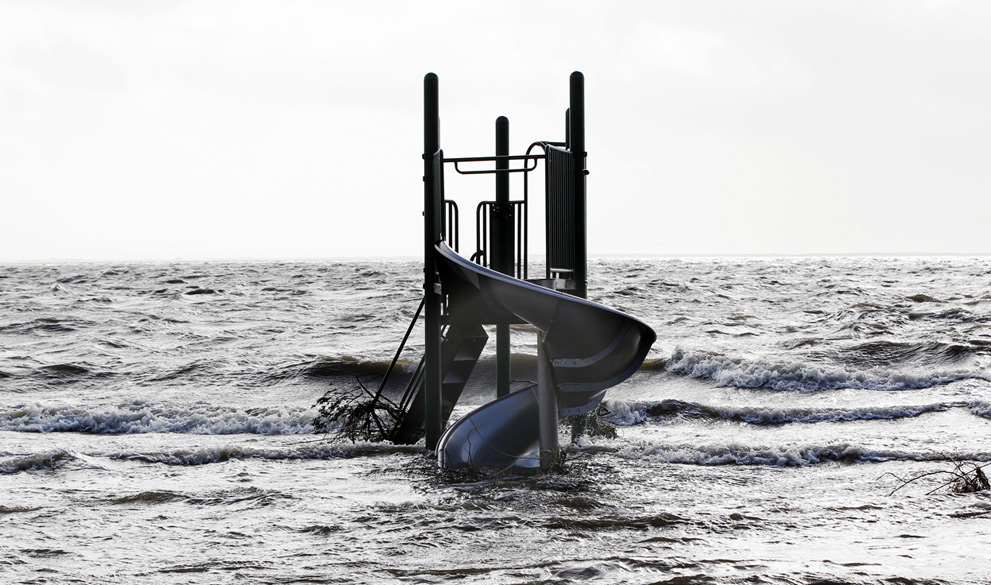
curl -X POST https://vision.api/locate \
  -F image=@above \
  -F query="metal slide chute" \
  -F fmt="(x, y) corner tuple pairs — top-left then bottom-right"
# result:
(434, 242), (656, 469)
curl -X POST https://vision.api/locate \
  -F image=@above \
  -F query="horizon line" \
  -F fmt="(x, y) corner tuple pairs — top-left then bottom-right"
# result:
(2, 250), (990, 264)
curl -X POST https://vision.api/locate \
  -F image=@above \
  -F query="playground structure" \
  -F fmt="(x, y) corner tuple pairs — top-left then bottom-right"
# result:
(382, 72), (655, 471)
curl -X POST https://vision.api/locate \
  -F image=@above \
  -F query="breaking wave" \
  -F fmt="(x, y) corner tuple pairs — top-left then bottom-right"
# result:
(270, 356), (416, 382)
(664, 348), (982, 391)
(107, 442), (420, 466)
(0, 450), (74, 474)
(1, 442), (422, 473)
(602, 398), (969, 426)
(611, 442), (991, 467)
(969, 401), (991, 420)
(0, 401), (318, 435)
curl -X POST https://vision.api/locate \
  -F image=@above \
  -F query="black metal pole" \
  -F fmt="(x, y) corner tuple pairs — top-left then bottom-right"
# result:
(565, 107), (571, 151)
(423, 73), (443, 450)
(494, 116), (511, 275)
(569, 72), (587, 299)
(494, 116), (511, 398)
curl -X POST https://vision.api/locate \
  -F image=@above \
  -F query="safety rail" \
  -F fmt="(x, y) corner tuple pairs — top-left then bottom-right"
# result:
(545, 145), (578, 280)
(445, 200), (459, 252)
(473, 200), (527, 280)
(446, 154), (543, 175)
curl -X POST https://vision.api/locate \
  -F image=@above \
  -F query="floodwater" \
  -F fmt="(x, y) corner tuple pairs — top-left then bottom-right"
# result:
(2, 257), (990, 583)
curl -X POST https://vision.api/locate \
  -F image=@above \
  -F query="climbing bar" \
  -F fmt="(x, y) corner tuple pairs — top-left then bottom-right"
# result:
(446, 154), (542, 175)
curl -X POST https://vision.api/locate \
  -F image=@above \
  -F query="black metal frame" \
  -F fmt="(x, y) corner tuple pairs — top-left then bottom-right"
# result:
(382, 72), (588, 450)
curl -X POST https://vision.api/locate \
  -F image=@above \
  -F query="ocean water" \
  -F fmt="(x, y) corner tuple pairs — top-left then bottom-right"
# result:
(1, 257), (990, 584)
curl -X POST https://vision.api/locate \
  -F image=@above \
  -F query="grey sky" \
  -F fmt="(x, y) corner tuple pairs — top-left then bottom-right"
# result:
(2, 1), (989, 261)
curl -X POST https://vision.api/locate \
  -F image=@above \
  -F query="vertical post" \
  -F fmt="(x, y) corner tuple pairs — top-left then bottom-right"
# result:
(569, 72), (587, 299)
(423, 73), (443, 450)
(494, 116), (511, 275)
(537, 331), (559, 471)
(565, 108), (571, 151)
(494, 116), (511, 398)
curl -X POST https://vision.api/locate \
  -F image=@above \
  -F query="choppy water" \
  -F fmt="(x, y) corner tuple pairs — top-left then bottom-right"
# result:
(2, 257), (990, 584)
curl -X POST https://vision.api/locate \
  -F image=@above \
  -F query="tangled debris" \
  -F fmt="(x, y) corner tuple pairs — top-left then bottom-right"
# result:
(587, 405), (619, 439)
(569, 405), (618, 443)
(883, 460), (991, 497)
(312, 378), (403, 443)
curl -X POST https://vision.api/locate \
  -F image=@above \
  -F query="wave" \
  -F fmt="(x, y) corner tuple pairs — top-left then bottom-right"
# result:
(610, 442), (991, 467)
(969, 401), (991, 420)
(6, 356), (415, 386)
(909, 307), (975, 322)
(0, 401), (318, 435)
(0, 504), (43, 514)
(0, 442), (422, 473)
(272, 356), (416, 382)
(602, 398), (964, 426)
(37, 363), (98, 377)
(7, 439), (990, 474)
(110, 490), (188, 505)
(664, 348), (982, 391)
(0, 317), (87, 334)
(110, 486), (291, 508)
(107, 442), (421, 466)
(838, 340), (983, 367)
(0, 450), (74, 474)
(0, 362), (106, 382)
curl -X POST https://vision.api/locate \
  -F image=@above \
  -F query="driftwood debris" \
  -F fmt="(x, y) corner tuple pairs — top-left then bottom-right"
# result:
(882, 460), (991, 498)
(313, 378), (402, 443)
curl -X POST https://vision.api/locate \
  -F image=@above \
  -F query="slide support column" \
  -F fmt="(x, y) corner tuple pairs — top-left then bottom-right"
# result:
(423, 73), (443, 450)
(537, 331), (560, 471)
(570, 72), (587, 299)
(494, 116), (512, 398)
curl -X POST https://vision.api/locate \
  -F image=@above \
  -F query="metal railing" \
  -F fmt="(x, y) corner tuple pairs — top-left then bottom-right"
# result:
(545, 145), (577, 280)
(444, 199), (459, 252)
(446, 154), (542, 175)
(473, 200), (527, 280)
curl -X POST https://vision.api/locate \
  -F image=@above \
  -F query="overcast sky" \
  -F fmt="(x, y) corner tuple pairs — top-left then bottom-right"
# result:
(2, 1), (989, 261)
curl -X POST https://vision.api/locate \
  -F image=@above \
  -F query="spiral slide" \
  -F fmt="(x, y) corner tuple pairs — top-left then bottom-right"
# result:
(433, 243), (656, 469)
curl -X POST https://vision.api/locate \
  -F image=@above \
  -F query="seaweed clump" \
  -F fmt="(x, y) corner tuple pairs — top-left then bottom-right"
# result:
(312, 379), (402, 443)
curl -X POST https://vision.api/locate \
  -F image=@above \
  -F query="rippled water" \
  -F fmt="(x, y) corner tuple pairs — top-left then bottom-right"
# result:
(2, 258), (990, 584)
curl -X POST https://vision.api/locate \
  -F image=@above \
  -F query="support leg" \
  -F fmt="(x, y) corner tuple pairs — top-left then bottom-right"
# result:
(537, 331), (560, 471)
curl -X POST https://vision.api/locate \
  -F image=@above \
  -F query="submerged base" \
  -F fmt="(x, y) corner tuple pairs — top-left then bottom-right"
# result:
(437, 386), (542, 470)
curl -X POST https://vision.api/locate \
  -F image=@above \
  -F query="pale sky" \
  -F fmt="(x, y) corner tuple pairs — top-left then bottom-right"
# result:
(2, 1), (989, 261)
